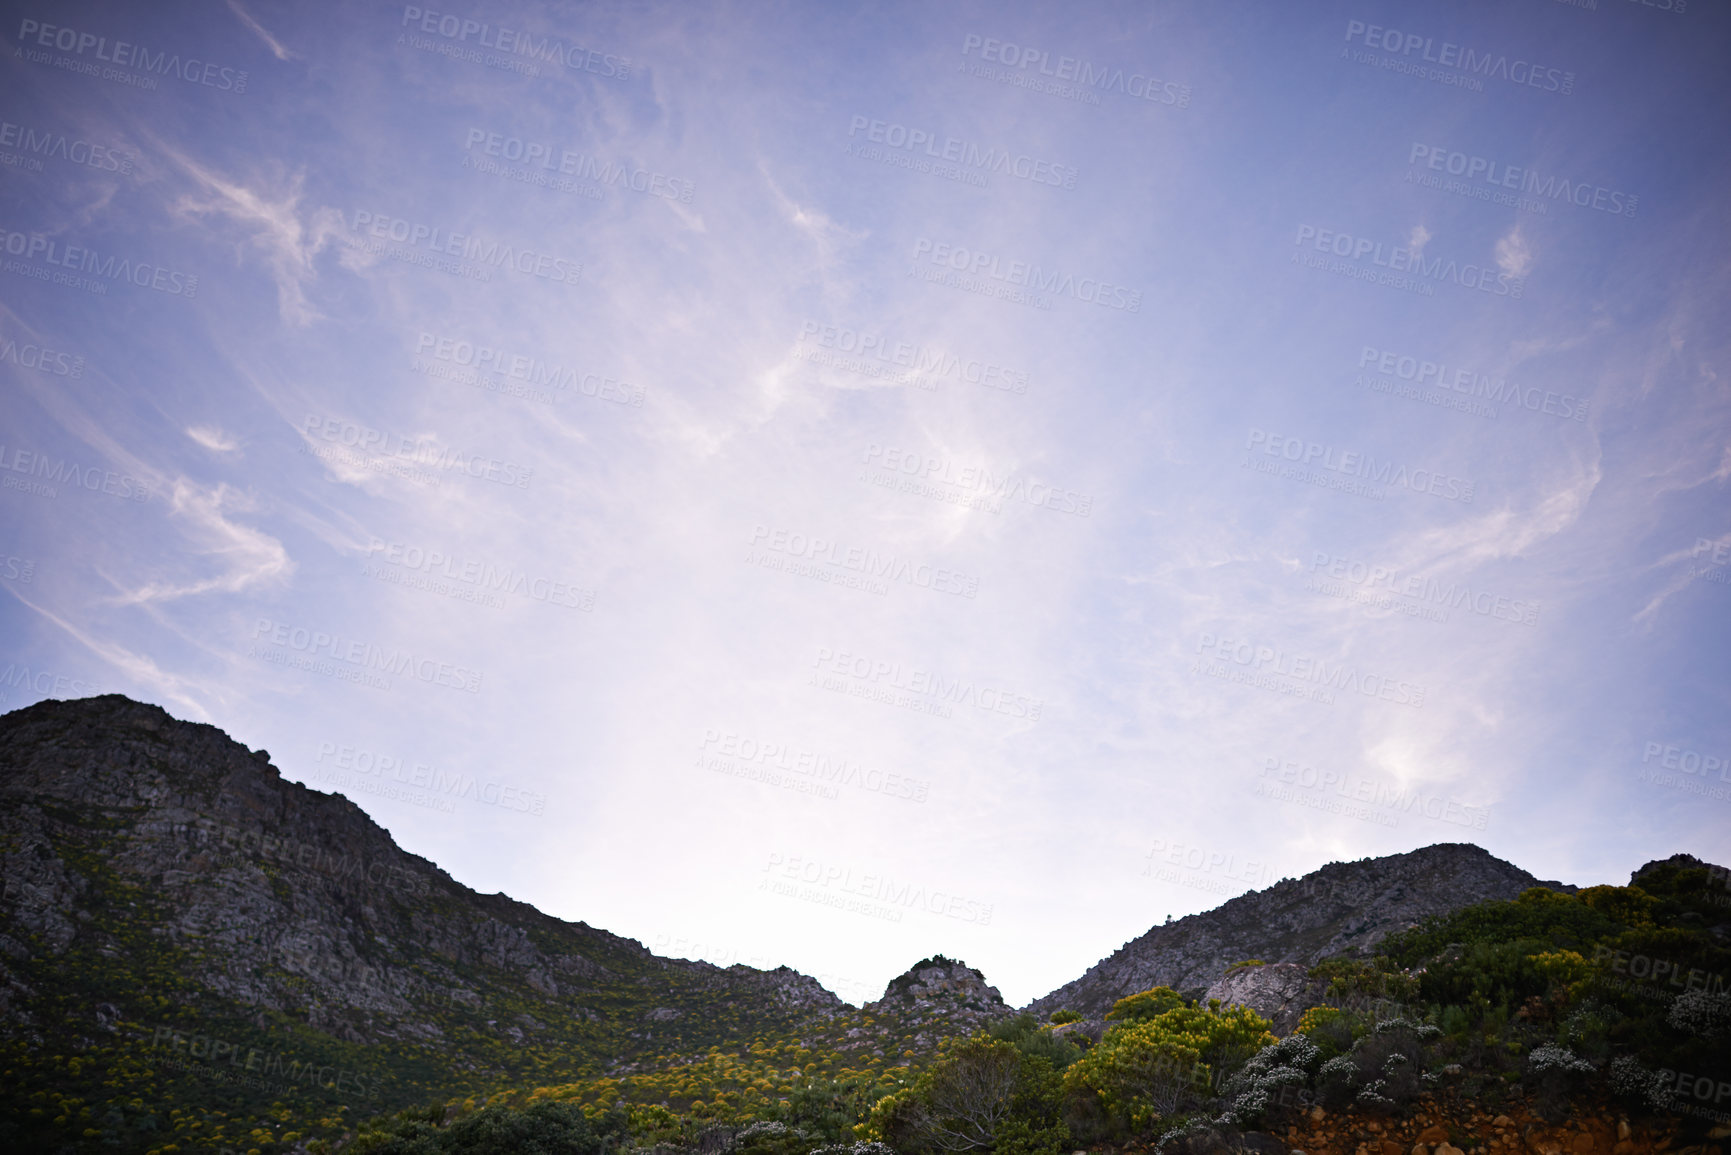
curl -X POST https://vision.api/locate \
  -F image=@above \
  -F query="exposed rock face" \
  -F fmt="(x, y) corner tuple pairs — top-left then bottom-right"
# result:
(861, 956), (1009, 1050)
(1202, 962), (1322, 1035)
(1024, 844), (1575, 1019)
(0, 695), (843, 1058)
(873, 955), (1005, 1013)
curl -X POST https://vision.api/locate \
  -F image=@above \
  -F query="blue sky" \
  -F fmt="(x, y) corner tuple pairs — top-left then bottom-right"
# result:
(1, 0), (1727, 1009)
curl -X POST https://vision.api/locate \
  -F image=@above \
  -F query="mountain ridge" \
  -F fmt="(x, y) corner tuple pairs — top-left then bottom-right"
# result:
(1023, 842), (1577, 1019)
(8, 693), (1698, 1155)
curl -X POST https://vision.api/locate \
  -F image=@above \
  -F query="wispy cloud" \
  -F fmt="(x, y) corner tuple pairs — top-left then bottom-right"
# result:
(224, 0), (298, 61)
(108, 482), (293, 605)
(187, 425), (242, 453)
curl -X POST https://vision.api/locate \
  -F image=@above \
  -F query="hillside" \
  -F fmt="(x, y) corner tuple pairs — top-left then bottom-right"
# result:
(1024, 843), (1575, 1019)
(0, 696), (994, 1152)
(4, 694), (1723, 1155)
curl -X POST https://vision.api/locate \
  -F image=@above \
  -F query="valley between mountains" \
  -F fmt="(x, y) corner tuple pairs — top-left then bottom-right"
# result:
(1, 696), (1726, 1155)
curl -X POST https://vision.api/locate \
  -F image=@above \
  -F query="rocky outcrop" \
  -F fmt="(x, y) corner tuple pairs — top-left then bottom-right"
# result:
(1025, 844), (1575, 1019)
(1203, 962), (1324, 1034)
(873, 955), (1005, 1014)
(856, 956), (1010, 1052)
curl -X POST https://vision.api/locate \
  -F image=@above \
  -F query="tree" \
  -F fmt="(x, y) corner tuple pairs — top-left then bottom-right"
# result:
(866, 1038), (1068, 1155)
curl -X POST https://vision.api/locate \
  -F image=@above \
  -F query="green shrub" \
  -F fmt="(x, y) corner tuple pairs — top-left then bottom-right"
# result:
(864, 1037), (1068, 1155)
(988, 1015), (1084, 1071)
(1103, 987), (1185, 1025)
(1063, 997), (1274, 1135)
(350, 1101), (625, 1155)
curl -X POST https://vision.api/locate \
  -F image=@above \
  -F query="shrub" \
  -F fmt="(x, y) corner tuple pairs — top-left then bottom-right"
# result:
(734, 1121), (818, 1155)
(989, 1015), (1083, 1071)
(1104, 988), (1186, 1025)
(1609, 1055), (1674, 1113)
(1526, 1044), (1594, 1121)
(1047, 1011), (1082, 1026)
(1217, 1035), (1321, 1128)
(810, 1143), (895, 1155)
(1294, 1007), (1355, 1060)
(1063, 1029), (1206, 1132)
(350, 1101), (626, 1155)
(864, 1037), (1067, 1155)
(1065, 998), (1274, 1135)
(1666, 989), (1731, 1040)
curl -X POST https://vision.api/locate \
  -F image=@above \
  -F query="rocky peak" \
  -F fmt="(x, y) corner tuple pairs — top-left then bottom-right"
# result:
(874, 954), (1005, 1011)
(1024, 843), (1573, 1019)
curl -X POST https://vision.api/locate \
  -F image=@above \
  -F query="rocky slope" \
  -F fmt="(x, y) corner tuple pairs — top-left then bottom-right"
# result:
(0, 694), (847, 1045)
(1024, 844), (1575, 1019)
(1201, 962), (1320, 1035)
(0, 693), (899, 1147)
(9, 693), (1668, 1155)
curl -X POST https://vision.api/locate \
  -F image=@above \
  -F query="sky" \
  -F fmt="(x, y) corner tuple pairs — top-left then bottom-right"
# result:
(1, 0), (1728, 1010)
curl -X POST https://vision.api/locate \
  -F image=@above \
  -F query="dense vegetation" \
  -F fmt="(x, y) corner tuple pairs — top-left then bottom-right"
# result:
(1213, 860), (1731, 1139)
(4, 853), (1727, 1154)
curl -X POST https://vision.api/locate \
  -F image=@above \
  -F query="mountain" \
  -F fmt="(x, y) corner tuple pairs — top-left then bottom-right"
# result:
(0, 695), (975, 1152)
(1022, 843), (1576, 1020)
(0, 694), (1627, 1153)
